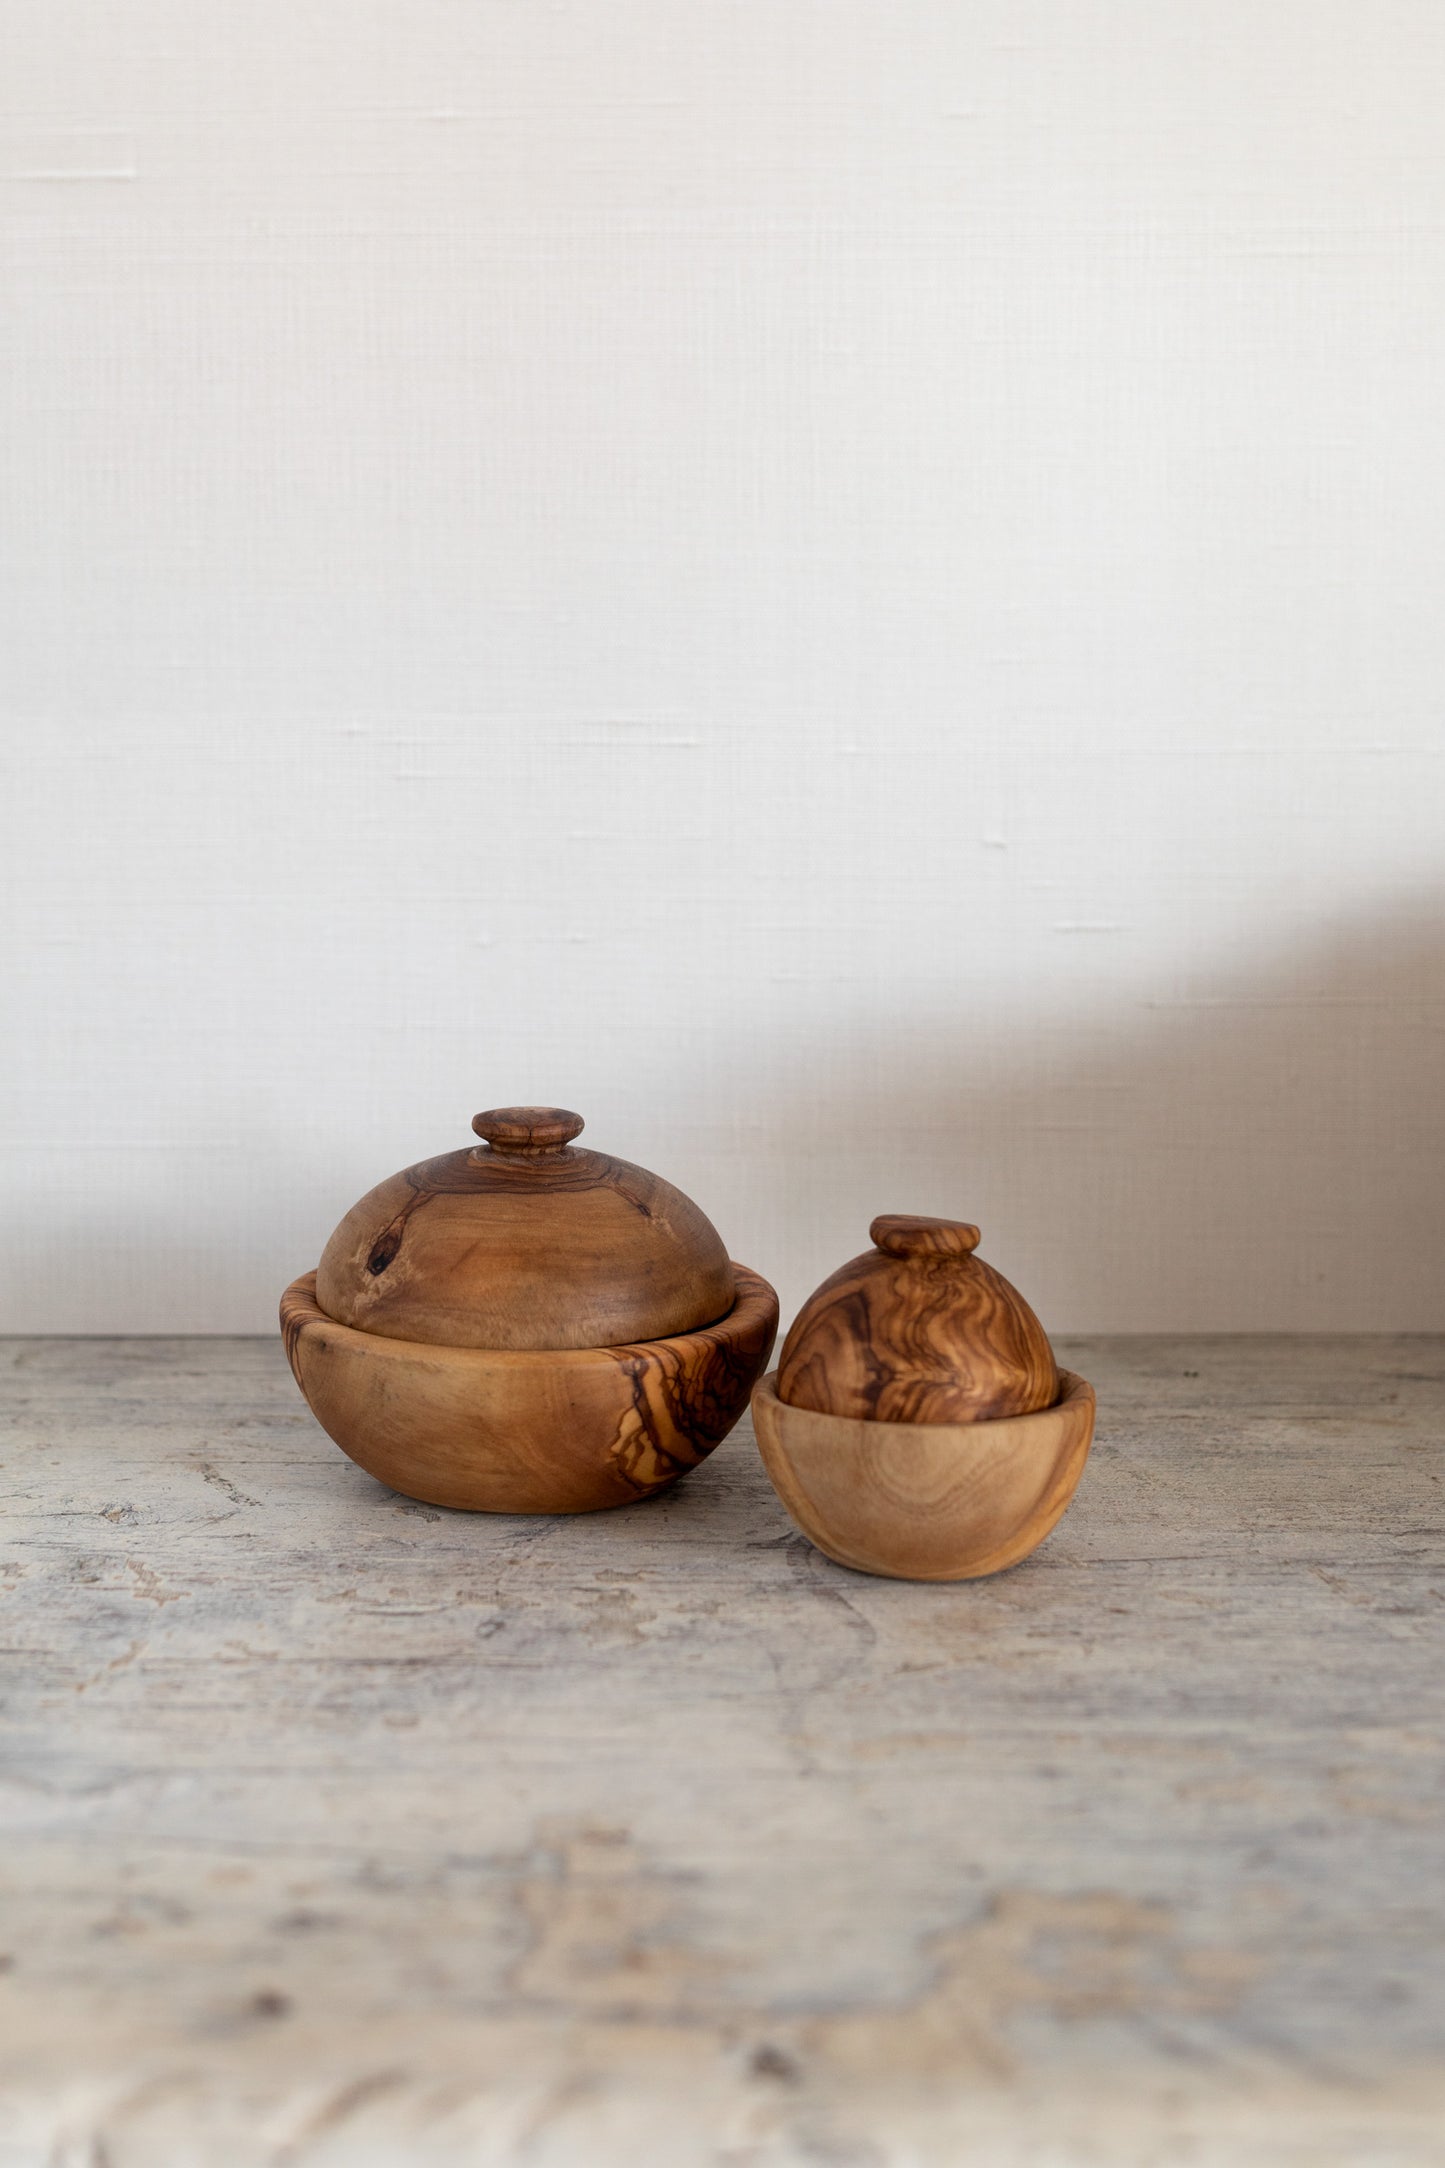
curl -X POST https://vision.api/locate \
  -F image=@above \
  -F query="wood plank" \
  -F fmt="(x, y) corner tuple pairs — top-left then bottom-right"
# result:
(2, 1335), (1443, 2164)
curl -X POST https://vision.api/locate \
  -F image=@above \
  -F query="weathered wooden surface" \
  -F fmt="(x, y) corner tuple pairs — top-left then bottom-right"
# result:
(2, 1336), (1444, 2165)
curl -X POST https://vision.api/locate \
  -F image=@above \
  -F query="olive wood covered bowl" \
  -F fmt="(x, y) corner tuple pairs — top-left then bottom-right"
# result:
(752, 1214), (1094, 1579)
(282, 1105), (778, 1513)
(283, 1262), (778, 1514)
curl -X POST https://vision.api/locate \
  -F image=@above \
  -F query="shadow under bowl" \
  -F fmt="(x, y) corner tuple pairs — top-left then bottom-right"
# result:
(281, 1264), (778, 1513)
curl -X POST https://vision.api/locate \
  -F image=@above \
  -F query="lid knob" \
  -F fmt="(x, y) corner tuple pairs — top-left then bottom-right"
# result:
(870, 1214), (981, 1260)
(472, 1106), (585, 1156)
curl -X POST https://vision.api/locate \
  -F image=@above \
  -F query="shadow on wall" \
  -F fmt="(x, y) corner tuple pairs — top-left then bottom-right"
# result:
(5, 896), (1443, 1336)
(748, 895), (1445, 1336)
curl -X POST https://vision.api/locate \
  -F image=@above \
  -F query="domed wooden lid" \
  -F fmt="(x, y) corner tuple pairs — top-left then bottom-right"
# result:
(776, 1214), (1059, 1425)
(315, 1106), (736, 1351)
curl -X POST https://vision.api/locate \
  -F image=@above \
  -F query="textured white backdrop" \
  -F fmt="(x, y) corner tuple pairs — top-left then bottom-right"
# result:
(3, 1), (1444, 1334)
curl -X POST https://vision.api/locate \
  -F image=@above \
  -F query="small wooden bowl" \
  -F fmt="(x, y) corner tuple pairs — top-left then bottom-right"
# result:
(751, 1368), (1095, 1581)
(282, 1264), (778, 1515)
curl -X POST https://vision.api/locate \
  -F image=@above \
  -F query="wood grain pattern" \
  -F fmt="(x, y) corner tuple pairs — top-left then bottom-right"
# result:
(6, 1336), (1445, 2161)
(282, 1264), (778, 1513)
(777, 1214), (1060, 1425)
(470, 1105), (585, 1154)
(752, 1367), (1095, 1581)
(316, 1106), (736, 1352)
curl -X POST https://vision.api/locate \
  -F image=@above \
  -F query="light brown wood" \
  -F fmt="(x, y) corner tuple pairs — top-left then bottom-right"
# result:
(282, 1265), (778, 1513)
(751, 1367), (1095, 1580)
(470, 1105), (585, 1154)
(316, 1105), (736, 1352)
(777, 1213), (1059, 1425)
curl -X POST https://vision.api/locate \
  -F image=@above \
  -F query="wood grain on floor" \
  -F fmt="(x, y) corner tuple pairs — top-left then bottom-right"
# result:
(1, 1336), (1443, 2165)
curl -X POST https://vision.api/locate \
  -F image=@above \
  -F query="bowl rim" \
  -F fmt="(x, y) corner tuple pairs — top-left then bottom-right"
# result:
(751, 1364), (1093, 1435)
(282, 1260), (778, 1370)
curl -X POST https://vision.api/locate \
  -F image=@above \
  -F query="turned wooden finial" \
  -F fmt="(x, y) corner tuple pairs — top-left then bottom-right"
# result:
(471, 1106), (585, 1156)
(870, 1214), (981, 1259)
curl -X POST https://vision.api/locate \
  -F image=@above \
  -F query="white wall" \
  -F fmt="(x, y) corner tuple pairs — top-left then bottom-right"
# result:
(4, 1), (1444, 1337)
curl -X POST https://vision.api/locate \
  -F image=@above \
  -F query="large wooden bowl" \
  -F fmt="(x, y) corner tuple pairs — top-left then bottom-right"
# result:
(751, 1368), (1094, 1581)
(282, 1265), (777, 1514)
